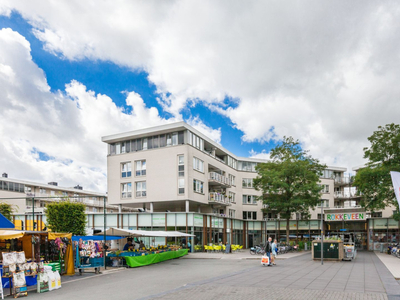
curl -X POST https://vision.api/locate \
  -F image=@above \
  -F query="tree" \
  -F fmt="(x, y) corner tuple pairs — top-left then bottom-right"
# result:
(45, 200), (87, 235)
(0, 202), (14, 221)
(353, 123), (400, 220)
(253, 137), (326, 244)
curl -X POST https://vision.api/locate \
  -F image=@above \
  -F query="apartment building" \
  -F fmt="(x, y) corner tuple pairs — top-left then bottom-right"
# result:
(0, 173), (134, 230)
(101, 122), (399, 250)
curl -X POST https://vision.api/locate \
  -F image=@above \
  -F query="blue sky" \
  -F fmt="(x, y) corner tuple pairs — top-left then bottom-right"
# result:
(0, 2), (398, 191)
(0, 11), (274, 158)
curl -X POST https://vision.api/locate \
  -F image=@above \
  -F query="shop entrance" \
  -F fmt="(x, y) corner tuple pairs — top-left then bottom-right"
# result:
(326, 221), (367, 250)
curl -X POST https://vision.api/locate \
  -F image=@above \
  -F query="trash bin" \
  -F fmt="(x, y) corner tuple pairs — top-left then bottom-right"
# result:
(380, 243), (384, 253)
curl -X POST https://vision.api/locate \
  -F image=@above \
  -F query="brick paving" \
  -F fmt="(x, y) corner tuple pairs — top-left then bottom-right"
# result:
(146, 252), (400, 300)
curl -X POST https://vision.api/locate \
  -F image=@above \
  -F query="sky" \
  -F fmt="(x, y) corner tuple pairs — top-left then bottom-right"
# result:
(0, 1), (399, 192)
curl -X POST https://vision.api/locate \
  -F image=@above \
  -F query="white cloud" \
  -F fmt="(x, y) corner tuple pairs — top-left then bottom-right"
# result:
(186, 116), (221, 144)
(1, 1), (400, 172)
(249, 150), (270, 161)
(0, 28), (180, 191)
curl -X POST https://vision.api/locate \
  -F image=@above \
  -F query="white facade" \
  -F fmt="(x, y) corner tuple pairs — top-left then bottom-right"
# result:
(102, 122), (395, 222)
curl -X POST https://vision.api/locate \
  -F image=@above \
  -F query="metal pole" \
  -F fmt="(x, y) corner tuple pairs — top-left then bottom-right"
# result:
(321, 199), (324, 265)
(103, 196), (107, 270)
(32, 196), (35, 261)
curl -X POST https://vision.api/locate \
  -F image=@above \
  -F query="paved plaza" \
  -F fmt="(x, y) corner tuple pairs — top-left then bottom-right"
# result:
(24, 251), (400, 300)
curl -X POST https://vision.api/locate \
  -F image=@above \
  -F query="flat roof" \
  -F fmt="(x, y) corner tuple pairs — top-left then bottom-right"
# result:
(0, 177), (106, 197)
(101, 121), (348, 169)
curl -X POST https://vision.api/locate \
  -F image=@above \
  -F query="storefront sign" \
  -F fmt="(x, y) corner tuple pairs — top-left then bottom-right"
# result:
(152, 216), (166, 226)
(325, 213), (365, 221)
(194, 215), (203, 227)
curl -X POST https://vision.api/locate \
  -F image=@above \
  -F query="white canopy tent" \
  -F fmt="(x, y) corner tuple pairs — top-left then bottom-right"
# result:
(96, 227), (195, 238)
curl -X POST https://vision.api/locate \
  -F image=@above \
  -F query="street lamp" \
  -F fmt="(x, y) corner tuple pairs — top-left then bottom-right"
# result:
(321, 199), (324, 265)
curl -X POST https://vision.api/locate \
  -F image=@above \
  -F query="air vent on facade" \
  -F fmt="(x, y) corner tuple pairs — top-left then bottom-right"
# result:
(48, 182), (58, 186)
(74, 185), (83, 190)
(2, 173), (7, 178)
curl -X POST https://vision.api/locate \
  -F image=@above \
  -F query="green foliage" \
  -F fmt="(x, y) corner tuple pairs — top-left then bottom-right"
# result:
(298, 241), (304, 250)
(254, 136), (326, 243)
(0, 202), (14, 221)
(45, 200), (87, 235)
(353, 124), (400, 218)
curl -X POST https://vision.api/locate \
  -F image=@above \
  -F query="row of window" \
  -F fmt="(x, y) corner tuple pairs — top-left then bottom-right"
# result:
(242, 178), (254, 188)
(193, 157), (204, 173)
(110, 131), (185, 155)
(121, 160), (146, 178)
(319, 184), (329, 193)
(243, 211), (257, 220)
(243, 194), (257, 204)
(178, 155), (185, 194)
(121, 182), (146, 198)
(193, 179), (204, 194)
(0, 181), (25, 193)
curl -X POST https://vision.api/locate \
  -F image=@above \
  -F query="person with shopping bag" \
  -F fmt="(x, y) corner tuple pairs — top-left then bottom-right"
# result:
(262, 237), (273, 266)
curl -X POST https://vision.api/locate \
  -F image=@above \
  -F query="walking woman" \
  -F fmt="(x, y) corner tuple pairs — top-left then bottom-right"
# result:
(271, 239), (277, 265)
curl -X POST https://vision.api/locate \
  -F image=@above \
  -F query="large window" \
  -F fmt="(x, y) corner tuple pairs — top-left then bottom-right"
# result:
(188, 131), (204, 151)
(135, 160), (146, 176)
(229, 174), (235, 186)
(193, 179), (204, 194)
(237, 161), (257, 172)
(242, 195), (257, 204)
(0, 181), (24, 193)
(228, 191), (236, 203)
(242, 178), (253, 188)
(319, 184), (329, 193)
(193, 157), (204, 172)
(243, 211), (257, 220)
(121, 183), (132, 198)
(121, 162), (132, 178)
(178, 155), (185, 194)
(229, 209), (236, 218)
(317, 200), (329, 207)
(135, 181), (146, 197)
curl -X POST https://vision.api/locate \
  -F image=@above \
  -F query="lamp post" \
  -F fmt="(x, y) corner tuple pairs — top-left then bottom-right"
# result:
(103, 196), (107, 270)
(321, 198), (324, 265)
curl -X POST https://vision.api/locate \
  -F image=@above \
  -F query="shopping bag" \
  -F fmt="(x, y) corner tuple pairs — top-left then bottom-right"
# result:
(261, 255), (270, 266)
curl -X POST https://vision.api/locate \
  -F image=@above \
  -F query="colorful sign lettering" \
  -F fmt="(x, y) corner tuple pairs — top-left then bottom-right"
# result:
(325, 213), (365, 221)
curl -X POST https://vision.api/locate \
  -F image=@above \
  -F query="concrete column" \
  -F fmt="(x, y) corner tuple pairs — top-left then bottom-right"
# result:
(185, 200), (189, 213)
(118, 204), (122, 213)
(198, 206), (201, 213)
(150, 202), (154, 213)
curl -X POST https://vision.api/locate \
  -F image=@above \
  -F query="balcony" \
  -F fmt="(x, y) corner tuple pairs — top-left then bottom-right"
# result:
(208, 192), (231, 206)
(334, 177), (352, 186)
(208, 172), (230, 187)
(334, 191), (360, 198)
(25, 207), (45, 214)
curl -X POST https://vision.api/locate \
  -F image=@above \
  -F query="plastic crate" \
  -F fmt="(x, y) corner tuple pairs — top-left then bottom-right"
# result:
(89, 258), (103, 267)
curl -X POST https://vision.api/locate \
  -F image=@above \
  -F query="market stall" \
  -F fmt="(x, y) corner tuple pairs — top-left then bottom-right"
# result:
(96, 228), (194, 268)
(72, 236), (122, 274)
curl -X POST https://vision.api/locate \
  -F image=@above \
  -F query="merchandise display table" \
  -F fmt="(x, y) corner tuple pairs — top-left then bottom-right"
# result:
(123, 249), (189, 268)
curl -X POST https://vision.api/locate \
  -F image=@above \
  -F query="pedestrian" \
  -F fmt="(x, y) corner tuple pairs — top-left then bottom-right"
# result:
(265, 237), (272, 266)
(271, 239), (277, 265)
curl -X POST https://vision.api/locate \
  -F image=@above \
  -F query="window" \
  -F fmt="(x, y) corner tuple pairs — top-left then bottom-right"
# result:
(237, 161), (257, 172)
(116, 143), (121, 154)
(319, 184), (329, 193)
(178, 155), (185, 194)
(229, 209), (236, 218)
(136, 181), (146, 197)
(136, 160), (146, 176)
(167, 134), (172, 146)
(40, 188), (46, 194)
(188, 131), (204, 151)
(317, 200), (329, 207)
(242, 195), (257, 204)
(121, 142), (126, 153)
(242, 178), (253, 188)
(142, 138), (148, 150)
(25, 186), (32, 193)
(228, 191), (235, 203)
(172, 133), (178, 145)
(121, 162), (132, 178)
(372, 212), (382, 218)
(121, 183), (132, 198)
(229, 174), (235, 186)
(193, 157), (204, 172)
(93, 207), (98, 213)
(193, 179), (204, 194)
(243, 211), (257, 220)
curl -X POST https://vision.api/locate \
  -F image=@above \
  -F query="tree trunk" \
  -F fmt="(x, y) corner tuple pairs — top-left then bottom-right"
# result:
(286, 218), (290, 244)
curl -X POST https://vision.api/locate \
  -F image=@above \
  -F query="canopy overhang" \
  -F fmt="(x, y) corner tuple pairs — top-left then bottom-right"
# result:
(96, 227), (195, 238)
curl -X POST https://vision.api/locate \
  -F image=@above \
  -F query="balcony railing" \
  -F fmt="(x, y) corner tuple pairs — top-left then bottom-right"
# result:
(208, 192), (231, 205)
(208, 172), (230, 186)
(334, 191), (359, 198)
(334, 177), (352, 185)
